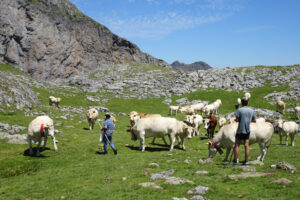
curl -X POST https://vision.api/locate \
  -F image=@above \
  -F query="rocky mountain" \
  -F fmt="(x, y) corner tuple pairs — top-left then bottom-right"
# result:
(0, 0), (169, 80)
(171, 61), (211, 72)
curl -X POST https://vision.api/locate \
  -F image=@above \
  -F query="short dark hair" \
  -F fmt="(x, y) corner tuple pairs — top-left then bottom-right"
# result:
(105, 113), (110, 118)
(241, 97), (248, 106)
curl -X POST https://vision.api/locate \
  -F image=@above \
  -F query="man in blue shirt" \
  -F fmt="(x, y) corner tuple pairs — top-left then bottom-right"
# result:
(233, 97), (256, 165)
(102, 113), (117, 155)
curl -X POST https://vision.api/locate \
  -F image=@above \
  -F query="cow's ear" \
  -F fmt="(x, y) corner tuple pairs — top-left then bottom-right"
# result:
(283, 120), (286, 123)
(93, 110), (96, 113)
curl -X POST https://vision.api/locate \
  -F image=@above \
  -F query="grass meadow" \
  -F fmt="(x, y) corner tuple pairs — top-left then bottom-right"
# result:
(0, 65), (300, 200)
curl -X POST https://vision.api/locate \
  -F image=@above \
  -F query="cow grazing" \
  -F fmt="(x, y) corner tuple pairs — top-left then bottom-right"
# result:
(276, 100), (286, 114)
(204, 115), (218, 139)
(27, 116), (58, 156)
(294, 106), (300, 120)
(131, 117), (193, 151)
(208, 121), (274, 162)
(49, 96), (61, 108)
(277, 119), (299, 146)
(86, 108), (99, 130)
(184, 114), (203, 136)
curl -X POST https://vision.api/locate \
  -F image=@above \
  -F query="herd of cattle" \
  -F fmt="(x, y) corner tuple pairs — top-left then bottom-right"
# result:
(26, 94), (300, 162)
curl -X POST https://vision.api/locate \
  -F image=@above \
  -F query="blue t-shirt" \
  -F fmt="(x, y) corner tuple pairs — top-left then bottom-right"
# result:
(103, 119), (114, 135)
(235, 107), (256, 134)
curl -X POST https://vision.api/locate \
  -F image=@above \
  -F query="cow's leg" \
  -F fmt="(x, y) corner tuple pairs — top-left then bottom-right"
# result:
(257, 142), (267, 162)
(151, 137), (156, 144)
(162, 136), (168, 145)
(285, 134), (289, 146)
(291, 134), (295, 146)
(42, 136), (48, 150)
(169, 134), (176, 151)
(279, 131), (282, 145)
(28, 137), (33, 155)
(181, 138), (185, 150)
(223, 148), (231, 162)
(139, 133), (145, 151)
(36, 138), (41, 157)
(52, 135), (58, 151)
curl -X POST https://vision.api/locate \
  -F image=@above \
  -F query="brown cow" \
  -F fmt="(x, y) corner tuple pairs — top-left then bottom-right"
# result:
(204, 115), (217, 139)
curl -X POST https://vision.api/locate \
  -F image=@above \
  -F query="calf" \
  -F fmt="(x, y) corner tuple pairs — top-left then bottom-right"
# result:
(86, 108), (98, 130)
(204, 115), (217, 139)
(277, 119), (299, 146)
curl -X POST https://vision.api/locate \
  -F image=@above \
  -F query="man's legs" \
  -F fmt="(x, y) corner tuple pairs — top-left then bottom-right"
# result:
(108, 135), (117, 155)
(103, 135), (108, 154)
(244, 139), (249, 162)
(234, 139), (241, 163)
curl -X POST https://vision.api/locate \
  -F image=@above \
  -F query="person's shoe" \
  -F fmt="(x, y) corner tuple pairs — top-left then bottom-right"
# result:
(113, 149), (117, 155)
(241, 161), (248, 166)
(226, 161), (238, 166)
(103, 151), (108, 155)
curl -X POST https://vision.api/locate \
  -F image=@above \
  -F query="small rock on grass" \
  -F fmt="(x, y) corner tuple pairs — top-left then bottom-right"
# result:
(184, 159), (191, 164)
(275, 178), (292, 185)
(196, 171), (208, 175)
(173, 198), (188, 200)
(139, 182), (162, 189)
(227, 172), (274, 179)
(238, 165), (256, 172)
(151, 169), (175, 180)
(270, 161), (297, 173)
(148, 163), (159, 168)
(190, 195), (208, 200)
(187, 186), (209, 195)
(165, 176), (194, 185)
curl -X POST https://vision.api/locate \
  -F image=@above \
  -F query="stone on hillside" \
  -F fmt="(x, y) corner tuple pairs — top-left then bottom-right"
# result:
(148, 163), (160, 168)
(90, 106), (110, 113)
(10, 125), (26, 133)
(274, 178), (292, 185)
(198, 158), (213, 164)
(196, 171), (208, 175)
(184, 159), (191, 164)
(270, 161), (296, 173)
(7, 138), (27, 144)
(173, 198), (188, 200)
(0, 123), (10, 130)
(175, 98), (189, 105)
(248, 160), (264, 166)
(187, 186), (209, 195)
(227, 172), (274, 179)
(238, 165), (256, 172)
(86, 96), (100, 102)
(190, 195), (208, 200)
(118, 112), (127, 116)
(165, 176), (194, 185)
(162, 99), (172, 105)
(139, 182), (162, 189)
(151, 169), (175, 180)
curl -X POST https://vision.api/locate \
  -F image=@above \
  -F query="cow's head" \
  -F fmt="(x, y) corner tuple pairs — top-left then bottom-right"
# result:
(208, 140), (223, 158)
(277, 119), (285, 129)
(183, 124), (194, 139)
(203, 118), (210, 129)
(184, 115), (193, 125)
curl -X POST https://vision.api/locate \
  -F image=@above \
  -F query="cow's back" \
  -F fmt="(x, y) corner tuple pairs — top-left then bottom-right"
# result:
(135, 117), (177, 136)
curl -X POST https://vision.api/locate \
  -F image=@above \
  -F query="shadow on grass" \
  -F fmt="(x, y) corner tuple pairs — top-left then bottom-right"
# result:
(83, 127), (90, 130)
(126, 145), (169, 152)
(95, 151), (107, 155)
(23, 147), (50, 158)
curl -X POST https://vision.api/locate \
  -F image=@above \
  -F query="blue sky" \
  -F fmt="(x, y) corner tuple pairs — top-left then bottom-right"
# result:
(70, 0), (300, 68)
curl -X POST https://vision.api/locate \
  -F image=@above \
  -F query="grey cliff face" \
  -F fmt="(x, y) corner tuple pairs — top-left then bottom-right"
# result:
(0, 0), (169, 80)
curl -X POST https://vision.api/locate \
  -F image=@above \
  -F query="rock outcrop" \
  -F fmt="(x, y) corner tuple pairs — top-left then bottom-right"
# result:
(0, 0), (169, 80)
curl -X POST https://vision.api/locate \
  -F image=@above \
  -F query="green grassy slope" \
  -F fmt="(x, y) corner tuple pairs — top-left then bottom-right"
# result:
(0, 64), (299, 200)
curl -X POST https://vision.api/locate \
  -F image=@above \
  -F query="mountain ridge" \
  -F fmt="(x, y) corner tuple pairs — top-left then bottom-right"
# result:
(0, 0), (169, 80)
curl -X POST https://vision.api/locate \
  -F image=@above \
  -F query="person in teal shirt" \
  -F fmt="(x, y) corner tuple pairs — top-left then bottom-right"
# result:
(102, 113), (117, 155)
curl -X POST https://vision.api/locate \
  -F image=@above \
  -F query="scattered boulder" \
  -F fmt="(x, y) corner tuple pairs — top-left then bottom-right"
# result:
(227, 172), (274, 179)
(165, 177), (194, 185)
(151, 169), (175, 180)
(196, 171), (208, 175)
(270, 161), (297, 173)
(190, 195), (208, 200)
(162, 99), (172, 105)
(148, 163), (160, 168)
(274, 178), (292, 185)
(187, 186), (209, 195)
(139, 182), (162, 189)
(175, 98), (189, 106)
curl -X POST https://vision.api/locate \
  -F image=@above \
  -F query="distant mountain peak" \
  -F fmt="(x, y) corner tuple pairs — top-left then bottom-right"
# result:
(171, 61), (212, 72)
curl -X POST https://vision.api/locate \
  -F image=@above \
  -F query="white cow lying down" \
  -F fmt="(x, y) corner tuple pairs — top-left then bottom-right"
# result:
(27, 116), (58, 156)
(208, 121), (274, 162)
(131, 117), (194, 151)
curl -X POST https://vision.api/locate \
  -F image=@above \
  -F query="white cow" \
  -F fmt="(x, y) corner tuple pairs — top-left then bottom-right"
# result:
(235, 98), (242, 109)
(131, 117), (193, 151)
(244, 92), (251, 100)
(208, 121), (274, 162)
(27, 116), (58, 156)
(277, 119), (299, 146)
(294, 106), (300, 120)
(203, 104), (215, 116)
(184, 114), (203, 136)
(276, 100), (286, 114)
(219, 117), (227, 128)
(86, 108), (99, 130)
(189, 103), (205, 114)
(179, 106), (195, 115)
(49, 96), (61, 108)
(169, 106), (180, 116)
(175, 121), (195, 150)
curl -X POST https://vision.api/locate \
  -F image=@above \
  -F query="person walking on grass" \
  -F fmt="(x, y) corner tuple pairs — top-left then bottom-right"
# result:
(230, 97), (256, 166)
(102, 113), (117, 155)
